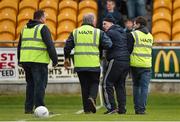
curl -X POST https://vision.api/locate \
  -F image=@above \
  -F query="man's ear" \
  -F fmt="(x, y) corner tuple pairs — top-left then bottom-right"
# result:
(137, 23), (141, 28)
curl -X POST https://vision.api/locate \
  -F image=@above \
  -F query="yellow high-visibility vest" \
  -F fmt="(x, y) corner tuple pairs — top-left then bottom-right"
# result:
(20, 24), (50, 63)
(73, 25), (100, 68)
(130, 30), (153, 68)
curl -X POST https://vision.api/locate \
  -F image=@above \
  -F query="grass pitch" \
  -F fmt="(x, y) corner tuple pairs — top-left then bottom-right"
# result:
(0, 93), (180, 121)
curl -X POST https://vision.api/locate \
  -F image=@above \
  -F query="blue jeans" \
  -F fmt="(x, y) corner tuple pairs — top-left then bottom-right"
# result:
(131, 67), (151, 112)
(22, 62), (48, 112)
(126, 0), (146, 19)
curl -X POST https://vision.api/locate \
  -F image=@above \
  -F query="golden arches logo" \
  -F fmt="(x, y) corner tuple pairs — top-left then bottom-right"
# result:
(155, 50), (179, 73)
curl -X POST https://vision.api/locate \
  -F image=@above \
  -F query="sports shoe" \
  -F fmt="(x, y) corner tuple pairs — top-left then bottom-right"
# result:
(117, 109), (126, 114)
(88, 97), (96, 113)
(25, 111), (33, 114)
(104, 109), (117, 114)
(135, 111), (146, 115)
(84, 111), (91, 114)
(49, 111), (54, 115)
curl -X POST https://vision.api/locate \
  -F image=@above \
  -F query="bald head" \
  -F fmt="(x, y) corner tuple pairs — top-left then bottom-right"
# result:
(82, 13), (96, 27)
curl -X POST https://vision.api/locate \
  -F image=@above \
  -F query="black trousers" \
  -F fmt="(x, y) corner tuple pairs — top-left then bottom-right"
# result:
(77, 71), (100, 112)
(102, 59), (129, 112)
(22, 63), (48, 112)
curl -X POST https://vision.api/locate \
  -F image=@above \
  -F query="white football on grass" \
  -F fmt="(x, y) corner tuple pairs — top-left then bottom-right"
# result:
(34, 106), (49, 118)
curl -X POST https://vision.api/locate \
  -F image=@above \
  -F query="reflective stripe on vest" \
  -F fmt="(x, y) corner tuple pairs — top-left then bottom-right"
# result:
(130, 30), (153, 68)
(73, 25), (100, 68)
(20, 24), (50, 63)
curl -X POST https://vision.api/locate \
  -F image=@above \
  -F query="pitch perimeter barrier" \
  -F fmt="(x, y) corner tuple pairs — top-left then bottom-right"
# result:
(152, 46), (180, 82)
(0, 43), (180, 83)
(0, 48), (78, 83)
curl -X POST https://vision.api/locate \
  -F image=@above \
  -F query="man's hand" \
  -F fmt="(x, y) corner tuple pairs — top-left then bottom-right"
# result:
(18, 62), (23, 67)
(52, 60), (58, 68)
(53, 63), (58, 68)
(64, 58), (71, 70)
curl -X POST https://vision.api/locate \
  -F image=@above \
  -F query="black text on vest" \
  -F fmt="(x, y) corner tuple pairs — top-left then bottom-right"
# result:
(79, 30), (93, 34)
(140, 38), (152, 43)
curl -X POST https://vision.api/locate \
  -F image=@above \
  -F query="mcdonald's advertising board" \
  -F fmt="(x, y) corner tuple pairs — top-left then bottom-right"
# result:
(152, 47), (180, 81)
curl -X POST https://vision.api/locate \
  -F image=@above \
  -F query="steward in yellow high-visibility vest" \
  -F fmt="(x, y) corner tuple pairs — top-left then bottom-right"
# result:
(73, 25), (100, 68)
(64, 13), (112, 114)
(20, 24), (50, 63)
(17, 10), (58, 114)
(130, 30), (153, 68)
(127, 16), (153, 115)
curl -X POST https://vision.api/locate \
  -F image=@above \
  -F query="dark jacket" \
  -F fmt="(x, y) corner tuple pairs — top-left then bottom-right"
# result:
(106, 24), (130, 62)
(17, 20), (58, 66)
(124, 27), (133, 33)
(127, 26), (150, 54)
(64, 24), (112, 72)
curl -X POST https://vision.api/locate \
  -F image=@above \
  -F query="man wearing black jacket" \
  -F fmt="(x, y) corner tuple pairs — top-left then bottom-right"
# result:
(17, 10), (58, 114)
(102, 15), (130, 114)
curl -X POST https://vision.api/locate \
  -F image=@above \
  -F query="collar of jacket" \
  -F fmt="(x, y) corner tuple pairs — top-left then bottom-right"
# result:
(81, 23), (94, 27)
(26, 19), (43, 28)
(135, 26), (149, 34)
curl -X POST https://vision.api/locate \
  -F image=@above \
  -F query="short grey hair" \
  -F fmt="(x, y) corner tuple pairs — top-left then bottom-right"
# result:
(82, 13), (95, 25)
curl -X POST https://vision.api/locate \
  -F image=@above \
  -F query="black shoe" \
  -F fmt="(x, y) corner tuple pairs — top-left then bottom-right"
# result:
(49, 111), (54, 115)
(25, 111), (33, 114)
(117, 110), (126, 114)
(104, 109), (117, 114)
(88, 98), (96, 113)
(135, 111), (146, 114)
(84, 111), (91, 114)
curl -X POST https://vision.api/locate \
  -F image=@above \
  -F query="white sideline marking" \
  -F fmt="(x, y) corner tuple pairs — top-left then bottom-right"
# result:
(17, 119), (28, 122)
(17, 113), (61, 122)
(75, 105), (103, 114)
(49, 113), (61, 118)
